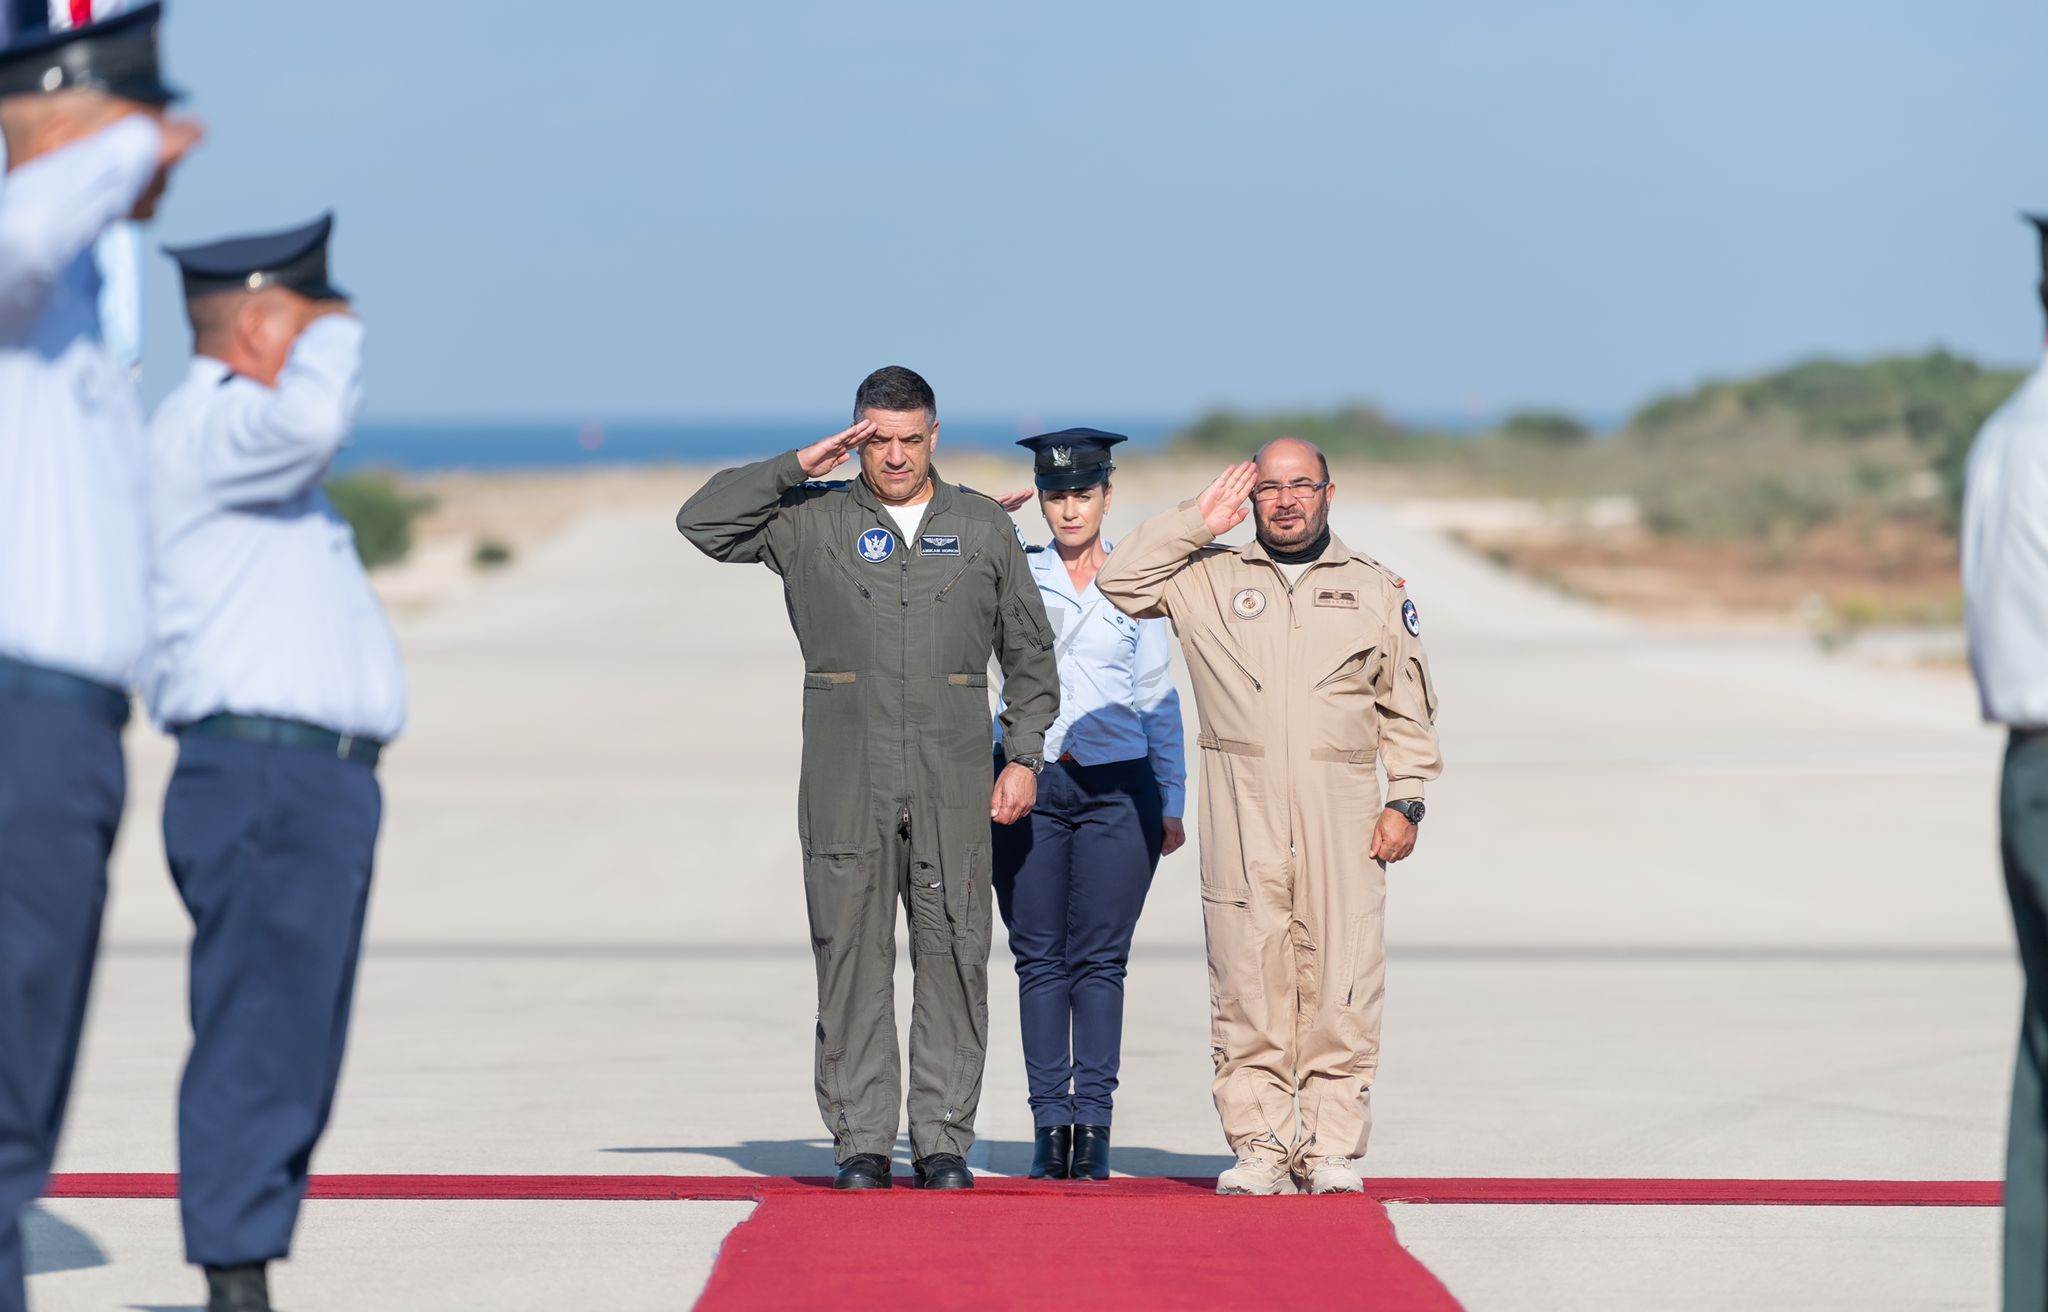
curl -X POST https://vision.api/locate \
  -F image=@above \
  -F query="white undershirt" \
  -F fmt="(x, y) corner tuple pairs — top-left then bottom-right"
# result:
(883, 502), (927, 540)
(1276, 559), (1316, 590)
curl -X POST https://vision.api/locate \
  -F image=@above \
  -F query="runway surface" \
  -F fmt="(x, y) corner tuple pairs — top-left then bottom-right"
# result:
(27, 470), (2015, 1309)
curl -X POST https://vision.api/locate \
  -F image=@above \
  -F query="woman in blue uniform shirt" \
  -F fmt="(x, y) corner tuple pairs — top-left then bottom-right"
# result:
(993, 428), (1187, 1181)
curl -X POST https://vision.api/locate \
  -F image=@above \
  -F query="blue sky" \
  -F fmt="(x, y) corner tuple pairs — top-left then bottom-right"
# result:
(136, 1), (2048, 424)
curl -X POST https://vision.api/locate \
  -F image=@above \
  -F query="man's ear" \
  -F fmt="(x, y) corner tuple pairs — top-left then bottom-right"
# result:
(929, 420), (940, 450)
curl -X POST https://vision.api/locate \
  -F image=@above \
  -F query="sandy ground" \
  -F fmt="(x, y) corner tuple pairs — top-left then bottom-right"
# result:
(24, 459), (2016, 1310)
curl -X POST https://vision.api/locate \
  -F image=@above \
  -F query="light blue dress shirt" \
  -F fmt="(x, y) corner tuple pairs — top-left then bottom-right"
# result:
(997, 541), (1187, 816)
(144, 315), (409, 741)
(1963, 352), (2048, 728)
(0, 116), (161, 688)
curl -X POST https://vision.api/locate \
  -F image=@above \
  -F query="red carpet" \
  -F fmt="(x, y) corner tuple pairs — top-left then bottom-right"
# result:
(42, 1172), (2004, 1206)
(693, 1188), (1462, 1311)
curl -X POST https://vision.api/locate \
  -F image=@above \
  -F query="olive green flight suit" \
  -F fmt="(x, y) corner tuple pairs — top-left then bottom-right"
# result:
(1097, 503), (1442, 1167)
(677, 450), (1058, 1162)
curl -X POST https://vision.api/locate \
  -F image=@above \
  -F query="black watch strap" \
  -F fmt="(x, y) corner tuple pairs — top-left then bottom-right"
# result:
(1386, 799), (1425, 824)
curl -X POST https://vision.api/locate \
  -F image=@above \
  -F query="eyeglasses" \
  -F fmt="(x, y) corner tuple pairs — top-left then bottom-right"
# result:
(1251, 479), (1330, 503)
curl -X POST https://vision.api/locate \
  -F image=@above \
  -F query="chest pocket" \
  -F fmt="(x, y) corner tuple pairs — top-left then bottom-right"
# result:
(1100, 606), (1139, 650)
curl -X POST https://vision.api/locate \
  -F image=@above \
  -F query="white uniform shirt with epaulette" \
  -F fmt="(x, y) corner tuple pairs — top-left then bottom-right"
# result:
(1964, 352), (2048, 728)
(997, 541), (1187, 816)
(144, 316), (408, 741)
(0, 117), (162, 687)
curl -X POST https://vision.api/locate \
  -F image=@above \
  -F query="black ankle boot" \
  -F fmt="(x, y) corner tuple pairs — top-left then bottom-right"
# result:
(833, 1153), (892, 1189)
(205, 1264), (272, 1312)
(1070, 1124), (1111, 1180)
(913, 1153), (974, 1189)
(1029, 1125), (1072, 1179)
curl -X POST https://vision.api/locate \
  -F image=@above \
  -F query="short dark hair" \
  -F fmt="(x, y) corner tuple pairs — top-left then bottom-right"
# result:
(854, 365), (936, 423)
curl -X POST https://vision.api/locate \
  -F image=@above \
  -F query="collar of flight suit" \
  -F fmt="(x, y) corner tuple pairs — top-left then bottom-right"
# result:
(847, 464), (959, 524)
(1238, 528), (1368, 572)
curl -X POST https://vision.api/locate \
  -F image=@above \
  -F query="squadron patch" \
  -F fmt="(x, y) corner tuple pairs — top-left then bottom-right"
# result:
(1232, 587), (1268, 620)
(1314, 587), (1359, 609)
(1402, 598), (1421, 635)
(919, 534), (962, 556)
(856, 527), (896, 563)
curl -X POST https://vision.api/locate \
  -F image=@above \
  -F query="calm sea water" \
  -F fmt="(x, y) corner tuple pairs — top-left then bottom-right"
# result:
(336, 417), (1186, 473)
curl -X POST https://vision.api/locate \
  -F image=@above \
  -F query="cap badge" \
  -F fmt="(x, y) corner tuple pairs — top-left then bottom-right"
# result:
(1049, 446), (1074, 468)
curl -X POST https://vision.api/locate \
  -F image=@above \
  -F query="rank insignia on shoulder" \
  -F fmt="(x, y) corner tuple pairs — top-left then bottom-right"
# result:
(1402, 598), (1421, 635)
(920, 534), (962, 556)
(1314, 587), (1359, 609)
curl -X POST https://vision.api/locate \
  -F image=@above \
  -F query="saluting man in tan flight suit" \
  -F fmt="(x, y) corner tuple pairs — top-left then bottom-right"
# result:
(1096, 439), (1442, 1196)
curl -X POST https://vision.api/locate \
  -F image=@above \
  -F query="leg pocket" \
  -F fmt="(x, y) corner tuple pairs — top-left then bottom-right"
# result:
(1200, 887), (1252, 1003)
(804, 849), (866, 956)
(909, 858), (950, 955)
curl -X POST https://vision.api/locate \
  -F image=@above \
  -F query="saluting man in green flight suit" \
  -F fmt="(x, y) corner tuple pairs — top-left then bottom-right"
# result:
(677, 365), (1060, 1190)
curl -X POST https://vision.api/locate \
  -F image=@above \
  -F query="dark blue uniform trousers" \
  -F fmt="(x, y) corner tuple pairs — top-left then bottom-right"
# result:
(0, 693), (124, 1312)
(162, 733), (379, 1267)
(992, 756), (1164, 1129)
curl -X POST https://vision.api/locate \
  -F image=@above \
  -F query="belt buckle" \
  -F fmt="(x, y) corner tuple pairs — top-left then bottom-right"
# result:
(336, 734), (354, 760)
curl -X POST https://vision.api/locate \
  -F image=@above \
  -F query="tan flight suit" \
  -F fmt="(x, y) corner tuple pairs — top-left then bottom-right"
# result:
(1096, 503), (1441, 1166)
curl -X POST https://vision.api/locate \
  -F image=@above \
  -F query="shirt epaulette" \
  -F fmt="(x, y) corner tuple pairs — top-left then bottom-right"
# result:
(1024, 544), (1046, 554)
(800, 479), (850, 491)
(1359, 555), (1407, 590)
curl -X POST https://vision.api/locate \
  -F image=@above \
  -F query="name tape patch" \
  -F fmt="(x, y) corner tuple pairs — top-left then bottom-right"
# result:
(1314, 588), (1359, 609)
(919, 534), (962, 556)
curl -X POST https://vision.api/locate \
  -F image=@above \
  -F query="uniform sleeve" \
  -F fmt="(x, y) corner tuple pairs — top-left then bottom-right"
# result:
(674, 448), (808, 575)
(1094, 501), (1214, 621)
(1377, 585), (1443, 803)
(0, 116), (160, 342)
(1135, 617), (1186, 815)
(198, 315), (365, 506)
(991, 523), (1059, 761)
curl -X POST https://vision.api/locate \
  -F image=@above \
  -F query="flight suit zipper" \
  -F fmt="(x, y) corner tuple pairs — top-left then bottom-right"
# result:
(934, 547), (984, 602)
(823, 545), (873, 599)
(900, 541), (911, 816)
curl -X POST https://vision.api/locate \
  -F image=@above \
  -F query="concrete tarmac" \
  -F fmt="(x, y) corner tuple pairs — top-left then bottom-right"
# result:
(26, 475), (2015, 1309)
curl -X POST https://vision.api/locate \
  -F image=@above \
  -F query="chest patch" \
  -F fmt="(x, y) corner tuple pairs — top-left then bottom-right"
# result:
(919, 533), (961, 556)
(1402, 598), (1421, 635)
(856, 527), (896, 563)
(1313, 587), (1359, 609)
(1232, 587), (1268, 620)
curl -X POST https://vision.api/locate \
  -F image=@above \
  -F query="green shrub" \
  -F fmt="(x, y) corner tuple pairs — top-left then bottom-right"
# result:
(1501, 409), (1591, 446)
(472, 537), (514, 569)
(324, 471), (435, 569)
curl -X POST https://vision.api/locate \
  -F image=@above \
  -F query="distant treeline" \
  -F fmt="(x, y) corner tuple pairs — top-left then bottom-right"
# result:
(1173, 350), (2027, 540)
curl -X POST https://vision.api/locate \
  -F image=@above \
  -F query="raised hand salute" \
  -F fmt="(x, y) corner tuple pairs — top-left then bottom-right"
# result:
(796, 419), (877, 479)
(1198, 461), (1258, 536)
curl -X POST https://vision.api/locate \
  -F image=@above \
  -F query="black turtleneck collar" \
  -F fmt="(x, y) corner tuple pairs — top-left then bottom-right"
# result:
(1262, 527), (1331, 565)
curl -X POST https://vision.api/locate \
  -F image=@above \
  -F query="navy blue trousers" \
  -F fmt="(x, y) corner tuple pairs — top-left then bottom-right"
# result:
(163, 733), (379, 1267)
(0, 693), (123, 1312)
(992, 756), (1164, 1129)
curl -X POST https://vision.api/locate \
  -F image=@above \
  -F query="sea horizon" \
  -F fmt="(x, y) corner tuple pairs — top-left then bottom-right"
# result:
(335, 408), (1553, 474)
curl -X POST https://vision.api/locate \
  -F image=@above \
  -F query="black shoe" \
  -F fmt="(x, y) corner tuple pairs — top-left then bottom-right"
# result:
(205, 1264), (272, 1312)
(833, 1153), (892, 1190)
(1028, 1125), (1073, 1180)
(1070, 1124), (1111, 1180)
(913, 1153), (974, 1189)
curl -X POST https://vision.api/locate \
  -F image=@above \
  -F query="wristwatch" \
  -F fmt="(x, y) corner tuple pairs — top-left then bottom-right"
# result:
(1011, 754), (1044, 776)
(1385, 799), (1425, 825)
